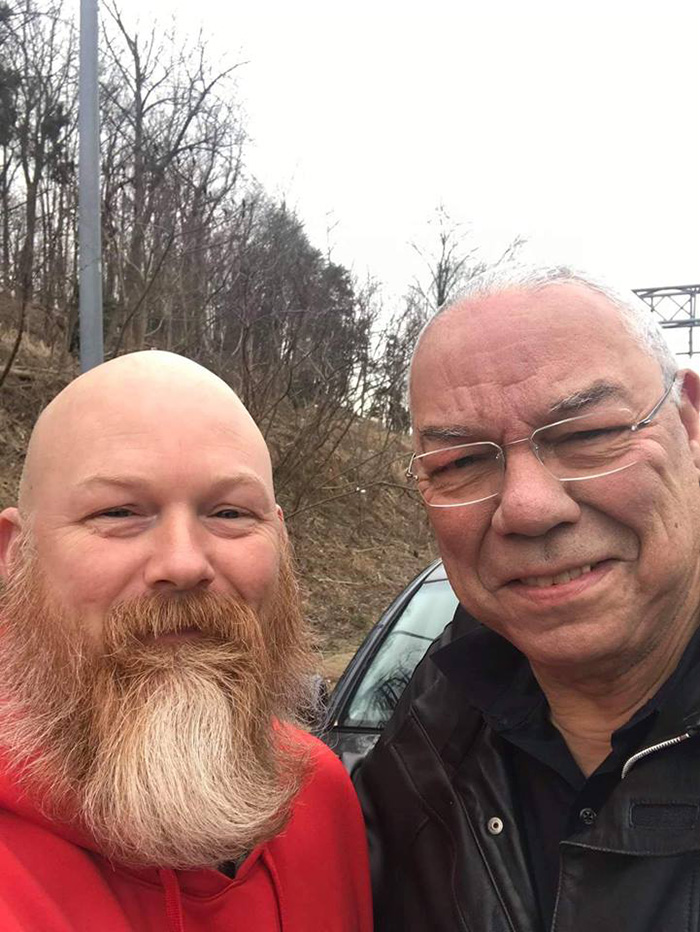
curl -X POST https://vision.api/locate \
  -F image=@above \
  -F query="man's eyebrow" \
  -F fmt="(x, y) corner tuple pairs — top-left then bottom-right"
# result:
(548, 380), (626, 417)
(417, 425), (483, 444)
(417, 380), (627, 444)
(76, 475), (146, 491)
(76, 473), (267, 493)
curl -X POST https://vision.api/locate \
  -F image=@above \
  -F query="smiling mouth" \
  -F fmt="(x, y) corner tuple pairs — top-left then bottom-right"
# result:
(519, 563), (597, 588)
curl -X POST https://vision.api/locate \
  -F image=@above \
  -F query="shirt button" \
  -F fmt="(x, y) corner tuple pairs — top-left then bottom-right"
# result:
(579, 807), (597, 826)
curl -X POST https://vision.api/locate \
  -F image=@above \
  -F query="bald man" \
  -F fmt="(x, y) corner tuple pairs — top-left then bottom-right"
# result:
(0, 351), (371, 932)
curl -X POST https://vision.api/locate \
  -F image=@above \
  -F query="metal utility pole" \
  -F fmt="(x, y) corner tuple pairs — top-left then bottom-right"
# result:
(78, 0), (104, 371)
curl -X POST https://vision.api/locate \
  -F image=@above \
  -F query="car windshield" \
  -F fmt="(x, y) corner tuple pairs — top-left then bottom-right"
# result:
(340, 578), (459, 729)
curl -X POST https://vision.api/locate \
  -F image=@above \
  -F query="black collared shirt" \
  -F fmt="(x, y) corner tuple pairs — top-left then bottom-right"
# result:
(432, 616), (700, 931)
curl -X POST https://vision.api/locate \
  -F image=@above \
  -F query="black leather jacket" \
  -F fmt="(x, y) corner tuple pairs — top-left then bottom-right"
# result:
(354, 609), (700, 932)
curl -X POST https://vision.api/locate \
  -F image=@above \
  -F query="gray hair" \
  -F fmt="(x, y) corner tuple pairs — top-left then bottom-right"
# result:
(413, 262), (678, 385)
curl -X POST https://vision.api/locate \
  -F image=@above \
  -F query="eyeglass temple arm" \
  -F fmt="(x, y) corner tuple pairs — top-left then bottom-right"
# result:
(631, 375), (679, 432)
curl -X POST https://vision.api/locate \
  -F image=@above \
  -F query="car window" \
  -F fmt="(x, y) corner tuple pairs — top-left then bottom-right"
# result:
(339, 578), (459, 729)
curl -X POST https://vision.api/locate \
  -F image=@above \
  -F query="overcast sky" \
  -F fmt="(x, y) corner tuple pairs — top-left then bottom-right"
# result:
(111, 0), (700, 353)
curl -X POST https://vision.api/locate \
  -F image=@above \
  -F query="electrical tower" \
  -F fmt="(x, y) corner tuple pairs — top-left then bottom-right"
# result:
(634, 285), (700, 359)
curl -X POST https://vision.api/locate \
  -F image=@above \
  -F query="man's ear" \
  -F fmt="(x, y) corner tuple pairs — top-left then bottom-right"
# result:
(677, 370), (700, 471)
(275, 504), (292, 550)
(0, 507), (23, 581)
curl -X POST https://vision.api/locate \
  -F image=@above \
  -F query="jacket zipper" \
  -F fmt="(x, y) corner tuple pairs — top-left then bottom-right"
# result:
(549, 719), (700, 927)
(621, 730), (695, 779)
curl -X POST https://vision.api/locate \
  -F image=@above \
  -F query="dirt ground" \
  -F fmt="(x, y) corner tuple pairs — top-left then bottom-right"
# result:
(0, 311), (437, 685)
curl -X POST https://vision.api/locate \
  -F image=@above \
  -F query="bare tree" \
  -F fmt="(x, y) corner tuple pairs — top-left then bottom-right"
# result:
(368, 205), (526, 432)
(99, 4), (244, 353)
(411, 204), (524, 315)
(0, 0), (75, 384)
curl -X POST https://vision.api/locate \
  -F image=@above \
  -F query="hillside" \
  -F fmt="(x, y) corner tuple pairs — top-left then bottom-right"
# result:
(0, 317), (437, 682)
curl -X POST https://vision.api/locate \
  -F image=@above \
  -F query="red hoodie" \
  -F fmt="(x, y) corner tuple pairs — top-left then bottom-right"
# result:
(0, 731), (372, 931)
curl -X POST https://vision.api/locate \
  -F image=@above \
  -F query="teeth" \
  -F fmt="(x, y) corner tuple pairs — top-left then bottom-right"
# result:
(522, 564), (592, 587)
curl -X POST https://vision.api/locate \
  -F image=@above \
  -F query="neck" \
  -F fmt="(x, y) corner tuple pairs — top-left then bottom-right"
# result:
(532, 621), (699, 777)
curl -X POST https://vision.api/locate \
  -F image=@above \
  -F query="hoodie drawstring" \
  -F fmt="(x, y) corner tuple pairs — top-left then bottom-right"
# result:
(159, 868), (185, 932)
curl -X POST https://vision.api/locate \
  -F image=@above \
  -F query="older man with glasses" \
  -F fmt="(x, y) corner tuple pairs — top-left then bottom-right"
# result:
(355, 265), (700, 932)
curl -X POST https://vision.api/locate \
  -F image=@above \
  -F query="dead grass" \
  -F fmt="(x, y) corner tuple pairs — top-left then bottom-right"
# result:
(283, 422), (437, 679)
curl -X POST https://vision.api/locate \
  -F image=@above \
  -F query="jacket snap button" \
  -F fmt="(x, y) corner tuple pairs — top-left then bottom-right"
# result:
(487, 817), (504, 835)
(579, 807), (597, 826)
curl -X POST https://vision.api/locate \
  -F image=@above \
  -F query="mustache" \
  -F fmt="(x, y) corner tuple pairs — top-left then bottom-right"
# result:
(102, 591), (268, 655)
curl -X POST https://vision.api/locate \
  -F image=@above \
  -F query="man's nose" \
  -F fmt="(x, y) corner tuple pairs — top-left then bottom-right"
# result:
(491, 443), (581, 537)
(143, 512), (216, 591)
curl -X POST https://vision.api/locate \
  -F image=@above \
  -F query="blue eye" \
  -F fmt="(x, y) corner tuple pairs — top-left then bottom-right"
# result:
(213, 508), (245, 519)
(97, 508), (135, 518)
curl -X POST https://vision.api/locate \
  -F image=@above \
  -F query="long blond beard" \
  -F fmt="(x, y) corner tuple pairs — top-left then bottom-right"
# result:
(0, 538), (314, 868)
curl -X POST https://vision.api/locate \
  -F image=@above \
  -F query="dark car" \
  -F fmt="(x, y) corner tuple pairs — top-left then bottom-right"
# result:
(322, 559), (458, 773)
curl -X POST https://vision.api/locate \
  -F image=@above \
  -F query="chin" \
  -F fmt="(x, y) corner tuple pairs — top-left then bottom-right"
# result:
(512, 624), (632, 674)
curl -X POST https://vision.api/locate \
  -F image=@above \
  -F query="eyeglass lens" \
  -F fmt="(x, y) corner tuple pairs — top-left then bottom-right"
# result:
(415, 406), (638, 506)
